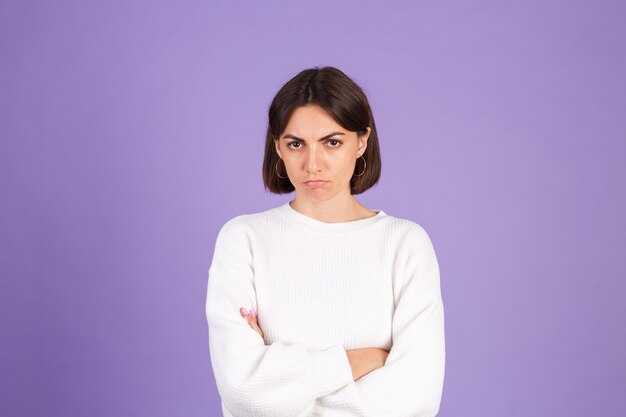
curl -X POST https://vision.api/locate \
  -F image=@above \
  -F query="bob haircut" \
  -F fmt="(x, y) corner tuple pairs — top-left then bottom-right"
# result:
(262, 66), (382, 195)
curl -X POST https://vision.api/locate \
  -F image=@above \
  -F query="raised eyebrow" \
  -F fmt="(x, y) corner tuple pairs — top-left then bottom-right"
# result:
(281, 131), (345, 142)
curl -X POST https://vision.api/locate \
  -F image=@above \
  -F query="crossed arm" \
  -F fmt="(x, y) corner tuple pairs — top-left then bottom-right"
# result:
(239, 307), (390, 382)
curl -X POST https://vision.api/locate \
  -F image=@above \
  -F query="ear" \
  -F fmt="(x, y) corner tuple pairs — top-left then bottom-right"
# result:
(274, 138), (283, 159)
(358, 127), (371, 157)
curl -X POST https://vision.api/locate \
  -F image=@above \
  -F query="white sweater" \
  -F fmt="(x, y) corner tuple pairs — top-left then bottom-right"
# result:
(205, 201), (445, 417)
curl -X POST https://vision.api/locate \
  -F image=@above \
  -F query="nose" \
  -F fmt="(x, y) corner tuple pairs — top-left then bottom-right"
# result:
(305, 146), (322, 173)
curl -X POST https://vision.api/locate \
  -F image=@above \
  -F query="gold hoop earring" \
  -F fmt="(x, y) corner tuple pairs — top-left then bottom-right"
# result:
(275, 159), (288, 179)
(353, 155), (366, 177)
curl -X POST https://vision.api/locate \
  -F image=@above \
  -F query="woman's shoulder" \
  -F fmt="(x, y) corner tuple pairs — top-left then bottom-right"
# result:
(378, 211), (435, 247)
(211, 208), (278, 254)
(381, 210), (428, 232)
(215, 205), (283, 234)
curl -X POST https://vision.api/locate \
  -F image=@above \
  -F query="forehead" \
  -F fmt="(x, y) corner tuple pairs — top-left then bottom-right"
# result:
(284, 104), (343, 134)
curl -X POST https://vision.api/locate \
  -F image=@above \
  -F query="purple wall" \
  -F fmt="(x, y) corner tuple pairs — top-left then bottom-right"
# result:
(2, 1), (625, 416)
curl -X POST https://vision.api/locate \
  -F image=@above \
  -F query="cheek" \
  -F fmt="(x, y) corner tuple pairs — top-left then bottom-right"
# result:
(340, 153), (358, 170)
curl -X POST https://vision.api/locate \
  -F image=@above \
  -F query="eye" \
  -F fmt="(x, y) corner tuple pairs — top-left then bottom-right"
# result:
(286, 139), (342, 150)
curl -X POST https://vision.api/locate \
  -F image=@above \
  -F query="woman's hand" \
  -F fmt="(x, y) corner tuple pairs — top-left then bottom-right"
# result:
(240, 307), (264, 338)
(345, 348), (389, 381)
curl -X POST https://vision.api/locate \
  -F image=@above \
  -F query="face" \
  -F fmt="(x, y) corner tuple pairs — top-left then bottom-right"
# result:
(274, 104), (370, 201)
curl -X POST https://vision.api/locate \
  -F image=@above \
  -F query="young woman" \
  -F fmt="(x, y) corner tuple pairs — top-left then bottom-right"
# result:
(206, 66), (445, 417)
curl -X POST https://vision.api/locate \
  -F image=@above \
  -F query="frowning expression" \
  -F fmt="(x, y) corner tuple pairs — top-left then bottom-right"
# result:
(274, 104), (370, 199)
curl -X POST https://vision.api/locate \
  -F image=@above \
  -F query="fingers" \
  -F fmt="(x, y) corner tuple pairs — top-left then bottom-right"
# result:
(239, 307), (257, 321)
(240, 307), (264, 338)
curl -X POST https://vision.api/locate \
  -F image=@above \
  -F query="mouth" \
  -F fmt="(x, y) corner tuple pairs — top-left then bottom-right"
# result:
(303, 180), (329, 188)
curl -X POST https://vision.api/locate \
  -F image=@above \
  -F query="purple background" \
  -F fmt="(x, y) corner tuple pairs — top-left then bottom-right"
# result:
(2, 1), (625, 416)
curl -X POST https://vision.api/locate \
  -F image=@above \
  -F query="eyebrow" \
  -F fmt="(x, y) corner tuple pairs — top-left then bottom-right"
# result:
(281, 131), (345, 141)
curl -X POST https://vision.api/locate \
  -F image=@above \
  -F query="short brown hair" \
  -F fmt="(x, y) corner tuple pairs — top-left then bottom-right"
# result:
(262, 66), (382, 195)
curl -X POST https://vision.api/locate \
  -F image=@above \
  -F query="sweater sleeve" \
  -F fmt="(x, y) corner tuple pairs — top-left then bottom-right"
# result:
(320, 224), (446, 417)
(205, 218), (354, 417)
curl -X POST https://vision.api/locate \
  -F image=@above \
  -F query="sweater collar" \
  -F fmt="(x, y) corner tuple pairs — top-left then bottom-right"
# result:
(278, 200), (387, 233)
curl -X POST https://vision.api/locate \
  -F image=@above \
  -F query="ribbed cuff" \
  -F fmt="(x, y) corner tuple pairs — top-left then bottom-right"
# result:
(308, 345), (354, 397)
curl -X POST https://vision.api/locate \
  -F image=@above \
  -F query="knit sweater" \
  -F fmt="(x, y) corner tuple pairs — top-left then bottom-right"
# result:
(205, 201), (445, 417)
